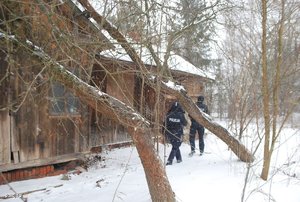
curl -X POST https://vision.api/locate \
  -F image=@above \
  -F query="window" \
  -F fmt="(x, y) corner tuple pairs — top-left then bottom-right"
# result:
(49, 81), (80, 116)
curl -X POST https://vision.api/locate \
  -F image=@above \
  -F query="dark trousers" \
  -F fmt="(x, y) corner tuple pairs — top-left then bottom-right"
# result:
(167, 140), (182, 163)
(189, 126), (205, 153)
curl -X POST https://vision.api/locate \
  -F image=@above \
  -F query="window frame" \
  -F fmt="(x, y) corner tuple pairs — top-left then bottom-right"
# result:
(49, 66), (81, 117)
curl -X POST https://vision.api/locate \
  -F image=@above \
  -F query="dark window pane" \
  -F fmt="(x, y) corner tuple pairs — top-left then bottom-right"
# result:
(50, 79), (81, 116)
(66, 93), (80, 114)
(50, 98), (65, 114)
(52, 82), (65, 97)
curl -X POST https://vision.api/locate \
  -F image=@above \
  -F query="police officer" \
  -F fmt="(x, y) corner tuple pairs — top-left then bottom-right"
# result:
(164, 101), (187, 165)
(189, 95), (209, 156)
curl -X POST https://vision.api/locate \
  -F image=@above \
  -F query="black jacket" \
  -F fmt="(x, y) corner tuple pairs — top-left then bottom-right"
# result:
(164, 102), (187, 142)
(190, 101), (208, 128)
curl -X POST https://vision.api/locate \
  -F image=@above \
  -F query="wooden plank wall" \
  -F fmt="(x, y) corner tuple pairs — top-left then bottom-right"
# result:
(90, 62), (133, 146)
(180, 76), (204, 99)
(106, 67), (135, 107)
(12, 52), (38, 163)
(0, 50), (10, 165)
(0, 0), (117, 172)
(0, 112), (10, 165)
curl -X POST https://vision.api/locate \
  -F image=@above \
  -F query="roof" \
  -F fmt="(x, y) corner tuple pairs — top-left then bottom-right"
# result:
(70, 0), (214, 80)
(100, 47), (215, 80)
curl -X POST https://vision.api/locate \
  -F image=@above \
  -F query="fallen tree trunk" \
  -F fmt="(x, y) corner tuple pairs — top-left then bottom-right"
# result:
(77, 0), (255, 163)
(171, 90), (254, 162)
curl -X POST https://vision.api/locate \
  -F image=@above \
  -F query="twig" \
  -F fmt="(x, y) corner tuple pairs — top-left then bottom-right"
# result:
(0, 184), (63, 200)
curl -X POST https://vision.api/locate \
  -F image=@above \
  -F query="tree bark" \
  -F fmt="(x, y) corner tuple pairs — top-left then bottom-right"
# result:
(127, 127), (175, 201)
(260, 0), (271, 181)
(77, 0), (255, 163)
(261, 0), (285, 181)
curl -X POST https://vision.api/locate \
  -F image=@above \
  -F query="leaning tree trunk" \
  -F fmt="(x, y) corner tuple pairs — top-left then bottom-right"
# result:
(128, 127), (175, 201)
(1, 1), (176, 200)
(78, 0), (255, 163)
(170, 90), (254, 162)
(33, 44), (176, 201)
(8, 39), (175, 201)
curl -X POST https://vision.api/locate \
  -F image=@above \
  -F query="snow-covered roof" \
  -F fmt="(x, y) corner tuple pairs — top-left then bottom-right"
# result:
(168, 54), (215, 80)
(70, 0), (215, 80)
(101, 47), (215, 81)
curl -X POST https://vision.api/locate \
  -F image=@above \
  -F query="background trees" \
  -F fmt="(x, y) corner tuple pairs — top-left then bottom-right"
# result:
(215, 0), (300, 180)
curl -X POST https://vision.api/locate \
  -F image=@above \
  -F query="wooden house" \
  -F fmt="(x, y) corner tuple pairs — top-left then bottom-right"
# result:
(0, 0), (213, 183)
(95, 50), (214, 123)
(0, 0), (117, 182)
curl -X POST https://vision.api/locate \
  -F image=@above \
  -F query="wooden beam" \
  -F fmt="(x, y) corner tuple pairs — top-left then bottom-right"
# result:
(0, 152), (88, 172)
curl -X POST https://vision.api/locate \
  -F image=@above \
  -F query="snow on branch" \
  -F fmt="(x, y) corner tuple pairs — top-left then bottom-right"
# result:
(163, 80), (185, 92)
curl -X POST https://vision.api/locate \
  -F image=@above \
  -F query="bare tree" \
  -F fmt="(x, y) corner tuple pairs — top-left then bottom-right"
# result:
(260, 0), (272, 182)
(260, 0), (300, 181)
(218, 0), (300, 182)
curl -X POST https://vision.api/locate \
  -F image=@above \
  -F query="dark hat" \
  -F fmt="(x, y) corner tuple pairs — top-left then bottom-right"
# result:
(198, 96), (204, 102)
(170, 101), (184, 112)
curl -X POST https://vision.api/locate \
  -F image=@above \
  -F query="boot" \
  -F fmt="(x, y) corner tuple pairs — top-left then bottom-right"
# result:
(188, 150), (195, 157)
(166, 161), (172, 165)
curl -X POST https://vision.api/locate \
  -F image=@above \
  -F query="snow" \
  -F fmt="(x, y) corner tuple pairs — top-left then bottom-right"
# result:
(163, 80), (186, 91)
(168, 54), (215, 80)
(1, 119), (299, 202)
(101, 47), (215, 80)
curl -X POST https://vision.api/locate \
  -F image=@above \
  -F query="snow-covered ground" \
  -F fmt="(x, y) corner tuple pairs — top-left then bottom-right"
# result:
(1, 121), (299, 202)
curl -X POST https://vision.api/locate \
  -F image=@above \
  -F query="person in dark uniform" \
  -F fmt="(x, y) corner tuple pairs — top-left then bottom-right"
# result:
(189, 95), (209, 156)
(164, 101), (187, 165)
